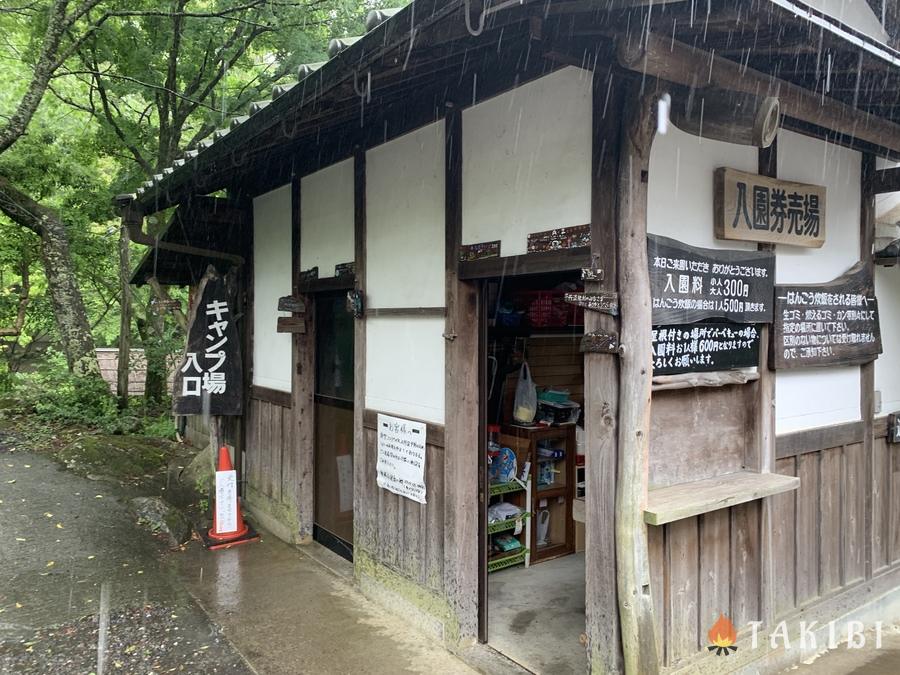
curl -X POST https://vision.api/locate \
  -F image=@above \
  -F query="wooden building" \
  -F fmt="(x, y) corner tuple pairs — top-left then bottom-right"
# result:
(124, 1), (900, 672)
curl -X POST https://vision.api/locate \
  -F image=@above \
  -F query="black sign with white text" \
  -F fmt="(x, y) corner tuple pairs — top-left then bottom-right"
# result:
(648, 234), (775, 325)
(652, 322), (760, 375)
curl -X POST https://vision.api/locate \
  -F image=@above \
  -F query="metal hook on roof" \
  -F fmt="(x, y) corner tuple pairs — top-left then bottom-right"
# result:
(464, 0), (523, 37)
(353, 69), (372, 103)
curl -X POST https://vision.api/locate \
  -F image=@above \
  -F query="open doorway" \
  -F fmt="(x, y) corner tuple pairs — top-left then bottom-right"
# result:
(313, 291), (355, 561)
(481, 273), (588, 674)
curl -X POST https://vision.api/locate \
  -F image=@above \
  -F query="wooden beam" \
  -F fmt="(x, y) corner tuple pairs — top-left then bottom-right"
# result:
(585, 69), (625, 674)
(363, 307), (446, 318)
(776, 420), (865, 459)
(756, 141), (778, 628)
(862, 153), (877, 581)
(650, 370), (760, 391)
(291, 176), (315, 544)
(442, 107), (480, 641)
(615, 84), (661, 675)
(618, 32), (900, 155)
(458, 247), (592, 279)
(352, 149), (368, 565)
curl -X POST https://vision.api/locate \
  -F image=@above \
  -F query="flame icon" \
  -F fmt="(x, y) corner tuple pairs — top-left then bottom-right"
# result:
(707, 614), (738, 656)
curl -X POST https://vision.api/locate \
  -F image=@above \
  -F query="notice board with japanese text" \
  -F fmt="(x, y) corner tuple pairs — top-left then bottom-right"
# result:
(376, 413), (427, 504)
(773, 263), (882, 368)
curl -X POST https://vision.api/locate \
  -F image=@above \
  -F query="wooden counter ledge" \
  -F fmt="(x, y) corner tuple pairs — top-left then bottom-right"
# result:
(644, 470), (799, 526)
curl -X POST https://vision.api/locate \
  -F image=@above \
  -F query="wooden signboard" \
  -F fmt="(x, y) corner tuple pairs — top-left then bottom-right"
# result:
(335, 262), (355, 278)
(277, 295), (306, 313)
(276, 317), (306, 334)
(459, 241), (500, 261)
(772, 263), (882, 368)
(527, 224), (590, 253)
(714, 167), (826, 248)
(173, 268), (242, 416)
(651, 322), (760, 375)
(581, 330), (620, 354)
(564, 291), (619, 316)
(648, 234), (774, 325)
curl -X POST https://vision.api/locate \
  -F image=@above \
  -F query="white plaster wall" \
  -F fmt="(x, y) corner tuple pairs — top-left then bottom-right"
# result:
(804, 0), (889, 43)
(775, 130), (862, 433)
(364, 121), (446, 424)
(300, 158), (355, 278)
(876, 267), (900, 414)
(365, 318), (445, 424)
(648, 124), (758, 249)
(252, 184), (293, 392)
(366, 121), (445, 307)
(462, 66), (592, 256)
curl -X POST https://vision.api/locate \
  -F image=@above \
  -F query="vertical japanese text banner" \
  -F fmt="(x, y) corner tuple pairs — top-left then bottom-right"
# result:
(173, 267), (243, 416)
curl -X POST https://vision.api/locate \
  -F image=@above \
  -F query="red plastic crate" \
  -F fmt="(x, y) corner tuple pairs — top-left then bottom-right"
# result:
(515, 290), (584, 328)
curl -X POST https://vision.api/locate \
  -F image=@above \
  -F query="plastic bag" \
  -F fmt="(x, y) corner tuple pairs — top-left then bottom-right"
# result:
(513, 361), (537, 425)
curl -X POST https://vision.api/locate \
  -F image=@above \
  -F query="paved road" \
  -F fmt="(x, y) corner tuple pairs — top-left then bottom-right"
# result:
(0, 435), (251, 674)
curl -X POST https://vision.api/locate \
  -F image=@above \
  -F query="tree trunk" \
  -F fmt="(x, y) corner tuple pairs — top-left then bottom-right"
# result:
(116, 221), (132, 407)
(0, 174), (100, 376)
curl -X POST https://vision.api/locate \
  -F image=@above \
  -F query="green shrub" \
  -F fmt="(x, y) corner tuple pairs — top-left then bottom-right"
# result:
(11, 350), (118, 429)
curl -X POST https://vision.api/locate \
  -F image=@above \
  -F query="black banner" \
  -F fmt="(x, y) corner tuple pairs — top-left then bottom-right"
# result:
(652, 322), (760, 375)
(648, 234), (775, 324)
(173, 267), (243, 416)
(773, 263), (882, 369)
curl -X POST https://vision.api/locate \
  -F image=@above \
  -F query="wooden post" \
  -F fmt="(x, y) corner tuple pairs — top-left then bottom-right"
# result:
(585, 70), (624, 674)
(443, 107), (480, 640)
(352, 149), (368, 566)
(615, 84), (660, 675)
(291, 176), (315, 543)
(756, 142), (778, 626)
(861, 153), (877, 579)
(117, 208), (136, 409)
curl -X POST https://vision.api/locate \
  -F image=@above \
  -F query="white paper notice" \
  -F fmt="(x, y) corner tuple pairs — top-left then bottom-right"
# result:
(215, 469), (238, 533)
(376, 413), (427, 504)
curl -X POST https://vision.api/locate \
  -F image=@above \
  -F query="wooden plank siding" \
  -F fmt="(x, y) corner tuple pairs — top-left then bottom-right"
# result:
(648, 418), (900, 670)
(355, 422), (446, 594)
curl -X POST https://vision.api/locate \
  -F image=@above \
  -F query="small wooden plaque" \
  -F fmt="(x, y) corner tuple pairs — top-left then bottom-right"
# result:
(581, 268), (604, 282)
(298, 267), (319, 284)
(277, 296), (306, 313)
(335, 262), (355, 278)
(564, 291), (619, 316)
(459, 241), (501, 262)
(276, 317), (306, 334)
(581, 331), (620, 354)
(527, 224), (590, 253)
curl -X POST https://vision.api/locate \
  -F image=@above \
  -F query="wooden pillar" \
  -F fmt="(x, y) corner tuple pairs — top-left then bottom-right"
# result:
(291, 176), (315, 543)
(585, 70), (624, 674)
(861, 153), (877, 579)
(117, 207), (137, 409)
(352, 149), (368, 564)
(756, 142), (778, 626)
(443, 107), (480, 640)
(615, 85), (660, 675)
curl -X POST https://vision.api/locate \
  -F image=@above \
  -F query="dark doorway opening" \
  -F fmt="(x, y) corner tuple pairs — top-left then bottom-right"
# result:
(313, 291), (355, 562)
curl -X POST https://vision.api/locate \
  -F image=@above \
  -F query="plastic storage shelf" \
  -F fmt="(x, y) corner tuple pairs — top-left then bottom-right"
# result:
(487, 512), (531, 535)
(487, 549), (529, 573)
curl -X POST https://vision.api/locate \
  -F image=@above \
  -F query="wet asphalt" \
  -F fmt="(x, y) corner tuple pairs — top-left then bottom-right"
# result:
(0, 435), (251, 674)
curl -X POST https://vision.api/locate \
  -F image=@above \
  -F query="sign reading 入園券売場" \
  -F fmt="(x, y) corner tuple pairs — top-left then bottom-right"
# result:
(172, 267), (243, 416)
(714, 167), (826, 248)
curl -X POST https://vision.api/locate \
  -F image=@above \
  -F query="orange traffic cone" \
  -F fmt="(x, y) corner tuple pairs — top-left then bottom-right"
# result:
(204, 446), (258, 549)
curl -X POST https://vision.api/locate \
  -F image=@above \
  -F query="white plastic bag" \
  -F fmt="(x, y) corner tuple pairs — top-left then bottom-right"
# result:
(513, 361), (537, 425)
